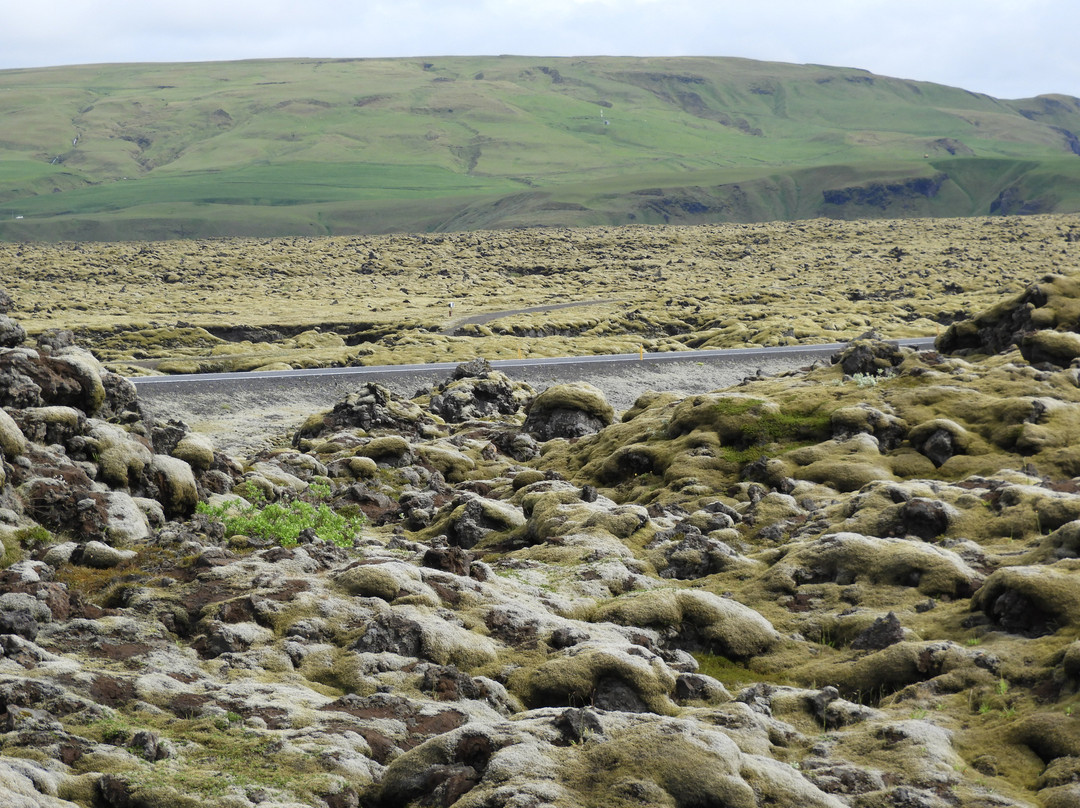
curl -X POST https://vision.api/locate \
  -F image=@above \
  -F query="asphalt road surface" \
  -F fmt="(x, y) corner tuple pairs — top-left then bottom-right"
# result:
(133, 339), (935, 456)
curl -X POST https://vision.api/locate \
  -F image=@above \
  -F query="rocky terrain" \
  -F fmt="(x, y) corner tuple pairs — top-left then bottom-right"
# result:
(2, 231), (1080, 807)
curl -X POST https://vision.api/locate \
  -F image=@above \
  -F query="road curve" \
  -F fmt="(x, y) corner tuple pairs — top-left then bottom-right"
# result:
(438, 297), (625, 336)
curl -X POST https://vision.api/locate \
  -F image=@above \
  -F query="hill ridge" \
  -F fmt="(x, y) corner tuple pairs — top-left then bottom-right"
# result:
(1, 55), (1078, 240)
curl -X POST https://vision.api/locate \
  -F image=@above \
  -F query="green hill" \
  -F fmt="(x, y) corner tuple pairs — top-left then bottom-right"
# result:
(1, 55), (1078, 240)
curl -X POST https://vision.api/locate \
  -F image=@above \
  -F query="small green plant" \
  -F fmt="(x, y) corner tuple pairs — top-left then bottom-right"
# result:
(1002, 706), (1017, 718)
(15, 525), (54, 550)
(1, 525), (55, 569)
(996, 678), (1010, 697)
(215, 711), (244, 730)
(851, 372), (880, 388)
(197, 484), (364, 548)
(910, 708), (929, 720)
(568, 728), (593, 747)
(965, 636), (981, 646)
(93, 716), (131, 745)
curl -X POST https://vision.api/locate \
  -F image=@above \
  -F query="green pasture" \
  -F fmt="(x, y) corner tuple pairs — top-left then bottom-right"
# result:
(1, 55), (1078, 239)
(7, 162), (520, 214)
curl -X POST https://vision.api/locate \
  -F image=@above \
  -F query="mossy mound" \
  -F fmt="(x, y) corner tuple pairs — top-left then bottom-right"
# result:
(971, 564), (1080, 636)
(793, 640), (982, 699)
(591, 588), (780, 659)
(511, 642), (680, 714)
(761, 532), (982, 599)
(522, 382), (615, 440)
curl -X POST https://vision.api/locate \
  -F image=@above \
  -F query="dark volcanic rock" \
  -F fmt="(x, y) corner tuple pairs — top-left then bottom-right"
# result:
(0, 315), (26, 348)
(422, 545), (475, 577)
(353, 612), (425, 657)
(0, 348), (105, 414)
(648, 525), (740, 580)
(295, 382), (435, 442)
(850, 612), (905, 651)
(832, 338), (906, 377)
(36, 329), (76, 351)
(892, 498), (954, 540)
(427, 360), (531, 423)
(521, 382), (614, 441)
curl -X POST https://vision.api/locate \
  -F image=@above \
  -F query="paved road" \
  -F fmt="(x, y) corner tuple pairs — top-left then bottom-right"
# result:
(132, 338), (935, 455)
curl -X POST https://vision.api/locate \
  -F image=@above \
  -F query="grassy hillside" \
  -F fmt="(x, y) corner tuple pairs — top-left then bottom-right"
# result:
(1, 56), (1079, 240)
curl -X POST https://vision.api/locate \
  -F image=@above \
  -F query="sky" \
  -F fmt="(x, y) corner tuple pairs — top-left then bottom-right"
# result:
(2, 0), (1078, 100)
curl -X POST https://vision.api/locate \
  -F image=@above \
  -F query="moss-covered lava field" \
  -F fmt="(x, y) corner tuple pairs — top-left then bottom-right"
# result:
(3, 214), (1080, 375)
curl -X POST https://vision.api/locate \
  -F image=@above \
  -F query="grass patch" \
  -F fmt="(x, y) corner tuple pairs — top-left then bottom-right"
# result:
(71, 713), (343, 803)
(692, 652), (786, 688)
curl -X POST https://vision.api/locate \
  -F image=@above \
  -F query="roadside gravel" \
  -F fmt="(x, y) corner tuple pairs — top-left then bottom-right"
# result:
(137, 353), (821, 456)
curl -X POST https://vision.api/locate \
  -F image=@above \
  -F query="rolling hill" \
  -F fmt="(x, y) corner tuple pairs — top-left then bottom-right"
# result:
(1, 55), (1079, 240)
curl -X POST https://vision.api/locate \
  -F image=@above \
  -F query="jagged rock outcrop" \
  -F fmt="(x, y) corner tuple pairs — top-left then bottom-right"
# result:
(293, 381), (438, 445)
(426, 357), (535, 423)
(938, 270), (1080, 363)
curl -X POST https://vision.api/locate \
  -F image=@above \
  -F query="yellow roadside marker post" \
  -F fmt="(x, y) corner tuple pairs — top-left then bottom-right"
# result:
(639, 344), (644, 360)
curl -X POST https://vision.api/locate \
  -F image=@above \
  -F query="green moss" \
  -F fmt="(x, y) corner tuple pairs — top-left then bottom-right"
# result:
(692, 652), (787, 688)
(792, 641), (954, 701)
(296, 648), (374, 695)
(0, 530), (25, 569)
(527, 382), (615, 423)
(122, 718), (342, 803)
(346, 456), (378, 478)
(888, 448), (938, 478)
(357, 435), (411, 461)
(511, 469), (547, 490)
(336, 564), (416, 602)
(56, 773), (101, 806)
(0, 407), (27, 458)
(563, 724), (755, 808)
(511, 646), (678, 714)
(796, 459), (896, 492)
(415, 444), (476, 482)
(591, 589), (778, 659)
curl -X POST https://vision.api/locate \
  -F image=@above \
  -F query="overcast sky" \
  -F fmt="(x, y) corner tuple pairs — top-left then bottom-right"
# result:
(3, 0), (1077, 100)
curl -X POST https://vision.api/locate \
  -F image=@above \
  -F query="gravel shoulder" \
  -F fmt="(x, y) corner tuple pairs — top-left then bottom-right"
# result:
(136, 353), (817, 456)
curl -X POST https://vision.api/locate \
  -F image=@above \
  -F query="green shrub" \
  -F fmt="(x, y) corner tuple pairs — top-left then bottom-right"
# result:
(197, 485), (364, 548)
(15, 525), (54, 551)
